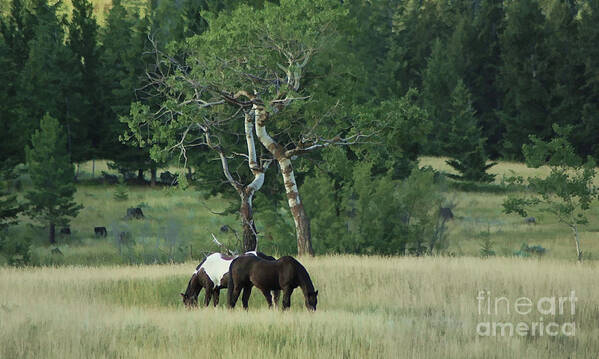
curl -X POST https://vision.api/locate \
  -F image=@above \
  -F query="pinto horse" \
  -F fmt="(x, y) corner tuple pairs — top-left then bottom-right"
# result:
(181, 251), (277, 308)
(228, 255), (318, 311)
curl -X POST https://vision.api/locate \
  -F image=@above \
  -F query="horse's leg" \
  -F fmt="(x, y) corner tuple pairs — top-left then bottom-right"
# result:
(229, 284), (242, 309)
(193, 286), (203, 308)
(213, 288), (220, 307)
(260, 288), (273, 308)
(272, 290), (280, 309)
(282, 287), (294, 310)
(204, 283), (214, 307)
(241, 285), (253, 309)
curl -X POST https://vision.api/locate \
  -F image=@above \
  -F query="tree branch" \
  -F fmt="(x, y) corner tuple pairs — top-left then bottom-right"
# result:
(284, 132), (374, 158)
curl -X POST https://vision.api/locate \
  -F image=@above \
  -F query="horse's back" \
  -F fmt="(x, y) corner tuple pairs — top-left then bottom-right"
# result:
(232, 255), (303, 290)
(199, 253), (234, 287)
(230, 255), (274, 284)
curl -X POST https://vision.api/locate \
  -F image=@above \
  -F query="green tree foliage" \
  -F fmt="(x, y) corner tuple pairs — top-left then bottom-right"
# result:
(544, 0), (582, 132)
(355, 89), (431, 179)
(0, 169), (28, 265)
(0, 0), (34, 72)
(149, 0), (184, 45)
(0, 169), (22, 232)
(575, 0), (599, 162)
(302, 165), (448, 255)
(0, 0), (37, 166)
(68, 0), (102, 161)
(19, 0), (87, 162)
(99, 0), (143, 117)
(445, 80), (496, 182)
(2, 0), (596, 171)
(341, 0), (394, 100)
(383, 0), (450, 98)
(421, 38), (458, 154)
(498, 0), (552, 159)
(468, 0), (505, 157)
(125, 0), (359, 254)
(25, 114), (83, 244)
(99, 0), (155, 176)
(503, 125), (597, 261)
(180, 0), (279, 38)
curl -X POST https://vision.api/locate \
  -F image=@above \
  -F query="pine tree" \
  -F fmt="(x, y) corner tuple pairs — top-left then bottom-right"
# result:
(150, 0), (184, 45)
(498, 0), (552, 159)
(544, 0), (582, 132)
(0, 168), (22, 232)
(384, 0), (451, 98)
(68, 0), (102, 161)
(466, 0), (504, 157)
(25, 114), (83, 244)
(113, 180), (129, 201)
(0, 0), (36, 77)
(19, 0), (85, 162)
(445, 80), (495, 183)
(0, 0), (37, 166)
(575, 0), (599, 162)
(421, 38), (458, 154)
(0, 166), (26, 265)
(99, 1), (155, 177)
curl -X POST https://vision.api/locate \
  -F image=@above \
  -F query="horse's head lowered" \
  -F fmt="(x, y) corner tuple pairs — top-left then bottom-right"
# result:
(180, 292), (198, 308)
(305, 290), (318, 311)
(181, 272), (200, 308)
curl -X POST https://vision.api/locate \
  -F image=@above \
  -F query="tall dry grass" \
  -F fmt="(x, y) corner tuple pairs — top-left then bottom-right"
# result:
(1, 256), (597, 358)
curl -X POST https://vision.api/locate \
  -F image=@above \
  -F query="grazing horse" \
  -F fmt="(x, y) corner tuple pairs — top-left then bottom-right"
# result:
(181, 251), (278, 308)
(228, 255), (318, 311)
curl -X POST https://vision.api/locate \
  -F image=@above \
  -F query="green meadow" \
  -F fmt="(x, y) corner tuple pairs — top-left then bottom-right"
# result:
(7, 157), (599, 266)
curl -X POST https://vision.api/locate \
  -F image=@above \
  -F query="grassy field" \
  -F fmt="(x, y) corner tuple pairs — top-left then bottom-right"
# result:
(3, 157), (599, 357)
(1, 255), (598, 358)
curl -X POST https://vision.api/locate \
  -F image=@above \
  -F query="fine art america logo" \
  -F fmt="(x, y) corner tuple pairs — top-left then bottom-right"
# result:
(476, 291), (577, 337)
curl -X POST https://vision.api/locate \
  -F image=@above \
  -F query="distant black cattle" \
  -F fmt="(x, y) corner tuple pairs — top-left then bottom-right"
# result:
(439, 207), (454, 221)
(94, 227), (107, 237)
(125, 207), (144, 219)
(60, 227), (71, 235)
(525, 217), (536, 224)
(101, 171), (119, 184)
(160, 171), (178, 185)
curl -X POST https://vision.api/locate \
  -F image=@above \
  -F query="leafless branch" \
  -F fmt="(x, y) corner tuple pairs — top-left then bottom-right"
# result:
(211, 233), (236, 256)
(284, 132), (375, 158)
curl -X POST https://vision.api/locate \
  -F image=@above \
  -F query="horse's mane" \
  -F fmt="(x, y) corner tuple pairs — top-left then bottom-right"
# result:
(183, 273), (200, 297)
(286, 256), (315, 293)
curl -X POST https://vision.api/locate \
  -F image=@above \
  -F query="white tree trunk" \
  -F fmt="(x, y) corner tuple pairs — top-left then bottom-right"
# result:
(254, 106), (314, 256)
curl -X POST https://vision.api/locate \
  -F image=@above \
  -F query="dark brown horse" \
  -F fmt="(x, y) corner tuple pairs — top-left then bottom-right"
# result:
(228, 255), (318, 311)
(181, 251), (277, 308)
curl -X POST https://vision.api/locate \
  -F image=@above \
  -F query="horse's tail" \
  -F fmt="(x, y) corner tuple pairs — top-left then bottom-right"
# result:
(227, 263), (235, 308)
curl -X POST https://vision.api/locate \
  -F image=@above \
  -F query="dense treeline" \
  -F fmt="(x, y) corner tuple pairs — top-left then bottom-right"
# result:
(1, 0), (599, 256)
(2, 0), (598, 169)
